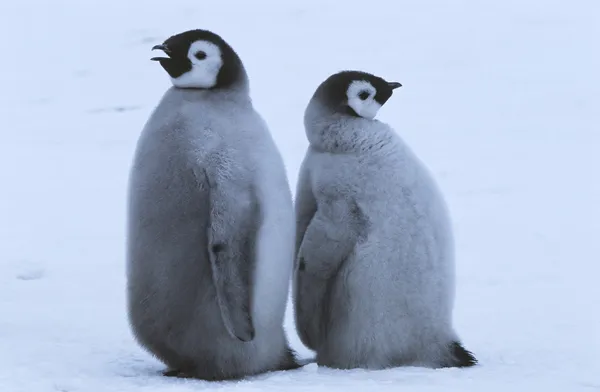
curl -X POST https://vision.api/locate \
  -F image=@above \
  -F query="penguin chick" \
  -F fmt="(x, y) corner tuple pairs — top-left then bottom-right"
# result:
(293, 70), (477, 370)
(127, 29), (299, 380)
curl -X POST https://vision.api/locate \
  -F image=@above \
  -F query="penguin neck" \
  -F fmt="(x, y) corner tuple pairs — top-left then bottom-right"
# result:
(303, 99), (394, 154)
(166, 80), (252, 105)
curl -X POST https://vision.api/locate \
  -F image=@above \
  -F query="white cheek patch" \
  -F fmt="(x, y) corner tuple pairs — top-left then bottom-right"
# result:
(346, 80), (382, 119)
(171, 40), (223, 89)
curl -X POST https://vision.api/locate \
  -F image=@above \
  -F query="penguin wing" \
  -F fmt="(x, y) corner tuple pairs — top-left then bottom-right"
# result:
(298, 197), (368, 278)
(295, 197), (369, 349)
(293, 155), (318, 349)
(294, 153), (317, 260)
(198, 166), (259, 342)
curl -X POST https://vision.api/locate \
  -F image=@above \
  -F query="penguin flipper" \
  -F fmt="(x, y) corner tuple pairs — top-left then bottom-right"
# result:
(298, 197), (369, 278)
(201, 168), (260, 343)
(294, 154), (317, 258)
(295, 197), (369, 349)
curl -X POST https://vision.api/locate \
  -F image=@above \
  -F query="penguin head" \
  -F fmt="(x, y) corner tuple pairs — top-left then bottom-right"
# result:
(151, 29), (246, 89)
(312, 71), (402, 119)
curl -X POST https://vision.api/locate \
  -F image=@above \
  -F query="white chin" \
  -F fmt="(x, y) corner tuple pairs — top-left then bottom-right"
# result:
(171, 74), (217, 89)
(360, 108), (379, 119)
(349, 100), (382, 119)
(171, 66), (219, 89)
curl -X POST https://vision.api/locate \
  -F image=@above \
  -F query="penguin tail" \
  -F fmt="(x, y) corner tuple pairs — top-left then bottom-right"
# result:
(279, 346), (316, 370)
(443, 341), (477, 368)
(296, 356), (317, 367)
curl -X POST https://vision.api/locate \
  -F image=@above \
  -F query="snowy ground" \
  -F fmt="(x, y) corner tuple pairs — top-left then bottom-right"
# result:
(1, 0), (599, 391)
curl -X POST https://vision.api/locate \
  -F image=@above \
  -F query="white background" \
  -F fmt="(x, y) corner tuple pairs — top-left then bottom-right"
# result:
(0, 0), (598, 391)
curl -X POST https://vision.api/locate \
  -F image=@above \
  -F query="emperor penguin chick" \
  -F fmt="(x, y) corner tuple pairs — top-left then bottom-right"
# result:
(126, 29), (299, 380)
(293, 70), (477, 370)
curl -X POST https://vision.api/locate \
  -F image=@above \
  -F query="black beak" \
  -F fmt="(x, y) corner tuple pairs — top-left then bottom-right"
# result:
(388, 82), (402, 90)
(151, 44), (171, 61)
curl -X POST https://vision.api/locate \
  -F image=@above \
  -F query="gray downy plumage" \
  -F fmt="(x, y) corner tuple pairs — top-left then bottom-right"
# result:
(293, 70), (477, 370)
(126, 29), (299, 380)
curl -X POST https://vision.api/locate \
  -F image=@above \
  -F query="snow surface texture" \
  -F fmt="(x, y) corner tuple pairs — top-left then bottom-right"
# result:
(1, 0), (599, 391)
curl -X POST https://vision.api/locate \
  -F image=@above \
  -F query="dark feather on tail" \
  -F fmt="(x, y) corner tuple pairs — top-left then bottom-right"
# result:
(280, 346), (316, 370)
(443, 341), (477, 368)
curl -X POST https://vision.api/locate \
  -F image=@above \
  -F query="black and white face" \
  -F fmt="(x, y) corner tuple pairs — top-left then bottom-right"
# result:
(151, 29), (244, 89)
(315, 71), (402, 119)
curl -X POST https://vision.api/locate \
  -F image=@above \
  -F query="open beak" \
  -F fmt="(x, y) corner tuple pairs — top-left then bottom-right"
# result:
(150, 44), (171, 61)
(388, 82), (402, 90)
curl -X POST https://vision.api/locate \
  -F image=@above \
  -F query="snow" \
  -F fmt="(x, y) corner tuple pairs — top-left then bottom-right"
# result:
(1, 0), (599, 391)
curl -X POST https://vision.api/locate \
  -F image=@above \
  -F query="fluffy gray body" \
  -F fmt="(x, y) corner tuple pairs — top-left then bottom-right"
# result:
(127, 84), (298, 380)
(293, 73), (476, 369)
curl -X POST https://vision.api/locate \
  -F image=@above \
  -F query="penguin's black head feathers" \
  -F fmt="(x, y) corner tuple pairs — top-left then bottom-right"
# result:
(151, 29), (246, 89)
(313, 71), (402, 119)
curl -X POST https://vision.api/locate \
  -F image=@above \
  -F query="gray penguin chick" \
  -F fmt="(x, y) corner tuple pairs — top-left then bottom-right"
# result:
(293, 70), (477, 370)
(126, 29), (299, 380)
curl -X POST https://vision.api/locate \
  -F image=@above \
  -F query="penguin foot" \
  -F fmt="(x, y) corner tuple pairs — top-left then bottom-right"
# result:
(162, 369), (193, 378)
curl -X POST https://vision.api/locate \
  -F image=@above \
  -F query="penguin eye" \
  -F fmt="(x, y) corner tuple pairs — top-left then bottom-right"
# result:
(358, 91), (370, 100)
(194, 51), (207, 60)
